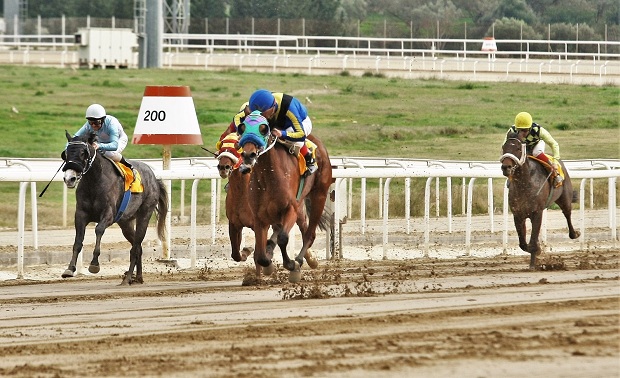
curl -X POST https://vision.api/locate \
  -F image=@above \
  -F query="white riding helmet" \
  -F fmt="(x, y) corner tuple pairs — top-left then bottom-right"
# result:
(85, 104), (106, 119)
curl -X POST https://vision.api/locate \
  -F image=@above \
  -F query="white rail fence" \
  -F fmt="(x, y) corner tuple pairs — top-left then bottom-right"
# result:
(1, 34), (618, 84)
(1, 157), (618, 278)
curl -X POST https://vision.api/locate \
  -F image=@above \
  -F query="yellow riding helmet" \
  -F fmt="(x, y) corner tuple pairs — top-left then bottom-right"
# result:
(514, 112), (533, 129)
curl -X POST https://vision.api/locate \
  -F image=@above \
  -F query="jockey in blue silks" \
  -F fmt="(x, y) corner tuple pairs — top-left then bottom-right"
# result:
(248, 89), (317, 175)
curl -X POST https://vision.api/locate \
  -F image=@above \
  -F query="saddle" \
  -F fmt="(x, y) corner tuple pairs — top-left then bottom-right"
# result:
(528, 155), (564, 188)
(277, 138), (318, 176)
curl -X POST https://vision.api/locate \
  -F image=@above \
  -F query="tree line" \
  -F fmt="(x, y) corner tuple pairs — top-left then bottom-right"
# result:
(4, 0), (619, 41)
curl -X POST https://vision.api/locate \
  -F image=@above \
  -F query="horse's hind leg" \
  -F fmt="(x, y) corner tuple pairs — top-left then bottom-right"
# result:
(119, 219), (136, 245)
(557, 195), (580, 240)
(62, 211), (88, 278)
(122, 212), (149, 285)
(296, 193), (329, 269)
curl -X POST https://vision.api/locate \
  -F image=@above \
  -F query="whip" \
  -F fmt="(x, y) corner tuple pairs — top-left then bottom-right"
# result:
(39, 161), (65, 197)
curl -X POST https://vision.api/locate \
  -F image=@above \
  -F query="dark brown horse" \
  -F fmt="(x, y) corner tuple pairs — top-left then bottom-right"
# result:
(500, 132), (580, 269)
(238, 122), (332, 282)
(61, 131), (168, 284)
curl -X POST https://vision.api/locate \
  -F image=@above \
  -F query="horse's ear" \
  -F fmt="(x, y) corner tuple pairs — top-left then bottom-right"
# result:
(88, 132), (97, 145)
(65, 130), (72, 142)
(259, 124), (270, 136)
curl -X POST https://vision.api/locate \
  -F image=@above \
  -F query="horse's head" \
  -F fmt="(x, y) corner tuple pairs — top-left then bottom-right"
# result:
(500, 132), (527, 178)
(238, 111), (271, 174)
(216, 134), (243, 179)
(62, 130), (97, 188)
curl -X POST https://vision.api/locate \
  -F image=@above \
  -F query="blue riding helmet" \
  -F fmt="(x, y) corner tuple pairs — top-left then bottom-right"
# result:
(238, 110), (270, 149)
(249, 89), (275, 112)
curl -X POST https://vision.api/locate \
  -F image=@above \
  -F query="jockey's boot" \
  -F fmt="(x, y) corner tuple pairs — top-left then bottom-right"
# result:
(120, 157), (133, 170)
(304, 152), (318, 176)
(553, 171), (564, 187)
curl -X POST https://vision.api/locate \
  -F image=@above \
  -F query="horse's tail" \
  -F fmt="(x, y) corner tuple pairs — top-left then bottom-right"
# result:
(304, 197), (333, 232)
(155, 179), (169, 241)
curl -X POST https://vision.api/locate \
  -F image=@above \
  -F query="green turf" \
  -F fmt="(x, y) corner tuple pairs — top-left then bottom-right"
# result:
(0, 65), (618, 228)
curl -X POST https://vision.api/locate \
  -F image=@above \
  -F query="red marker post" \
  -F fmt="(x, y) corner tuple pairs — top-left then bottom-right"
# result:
(133, 85), (203, 260)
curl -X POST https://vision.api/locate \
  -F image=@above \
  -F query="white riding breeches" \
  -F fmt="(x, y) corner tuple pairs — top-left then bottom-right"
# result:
(284, 116), (313, 147)
(103, 151), (122, 162)
(532, 140), (546, 157)
(103, 128), (128, 162)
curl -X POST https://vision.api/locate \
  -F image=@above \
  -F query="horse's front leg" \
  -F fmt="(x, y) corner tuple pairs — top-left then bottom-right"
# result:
(62, 211), (88, 278)
(513, 214), (528, 253)
(89, 217), (113, 274)
(229, 221), (244, 262)
(253, 222), (273, 275)
(527, 212), (544, 270)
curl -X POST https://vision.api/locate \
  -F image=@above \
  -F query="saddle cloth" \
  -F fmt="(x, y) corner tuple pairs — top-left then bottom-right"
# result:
(287, 139), (318, 176)
(105, 156), (143, 193)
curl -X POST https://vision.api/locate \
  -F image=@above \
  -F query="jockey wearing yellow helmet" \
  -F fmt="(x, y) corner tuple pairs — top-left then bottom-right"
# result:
(504, 111), (564, 186)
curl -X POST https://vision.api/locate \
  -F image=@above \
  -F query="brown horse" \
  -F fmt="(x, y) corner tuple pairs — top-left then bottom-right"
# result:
(238, 121), (332, 282)
(216, 134), (255, 263)
(216, 135), (310, 277)
(500, 132), (580, 269)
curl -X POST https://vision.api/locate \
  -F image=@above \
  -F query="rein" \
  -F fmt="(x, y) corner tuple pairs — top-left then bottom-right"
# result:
(499, 139), (527, 167)
(257, 136), (277, 157)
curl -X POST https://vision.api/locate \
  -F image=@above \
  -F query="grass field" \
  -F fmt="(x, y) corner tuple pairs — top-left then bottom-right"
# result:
(0, 65), (618, 228)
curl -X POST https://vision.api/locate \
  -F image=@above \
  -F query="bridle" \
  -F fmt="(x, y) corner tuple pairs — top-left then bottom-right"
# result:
(499, 138), (527, 176)
(63, 140), (96, 182)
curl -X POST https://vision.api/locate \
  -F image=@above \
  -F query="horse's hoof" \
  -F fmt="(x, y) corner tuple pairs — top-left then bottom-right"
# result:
(88, 265), (100, 274)
(305, 250), (319, 269)
(288, 261), (301, 283)
(263, 262), (276, 276)
(571, 231), (581, 239)
(61, 269), (75, 278)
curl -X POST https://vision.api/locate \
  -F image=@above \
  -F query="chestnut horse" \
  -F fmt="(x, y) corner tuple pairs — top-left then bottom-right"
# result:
(238, 124), (332, 282)
(500, 132), (580, 269)
(216, 134), (317, 277)
(216, 134), (255, 263)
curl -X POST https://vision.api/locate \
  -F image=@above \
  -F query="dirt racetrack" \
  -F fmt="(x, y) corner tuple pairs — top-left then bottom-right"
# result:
(0, 244), (619, 378)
